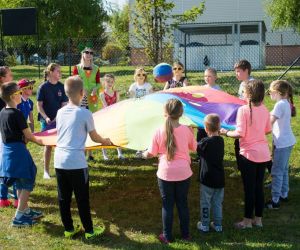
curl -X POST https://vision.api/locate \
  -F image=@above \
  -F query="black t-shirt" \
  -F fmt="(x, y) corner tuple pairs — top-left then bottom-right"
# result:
(0, 108), (28, 143)
(0, 98), (5, 111)
(197, 136), (225, 188)
(36, 81), (68, 121)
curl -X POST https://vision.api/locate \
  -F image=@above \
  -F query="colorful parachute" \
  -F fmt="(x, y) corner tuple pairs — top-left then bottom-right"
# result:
(35, 86), (245, 150)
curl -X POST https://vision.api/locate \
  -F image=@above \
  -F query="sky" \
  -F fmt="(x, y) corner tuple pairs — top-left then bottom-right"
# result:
(106, 0), (128, 9)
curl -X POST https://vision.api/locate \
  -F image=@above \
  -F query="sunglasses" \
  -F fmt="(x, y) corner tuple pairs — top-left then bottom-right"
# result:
(12, 90), (22, 96)
(137, 73), (146, 77)
(84, 51), (93, 55)
(23, 85), (34, 90)
(173, 67), (183, 71)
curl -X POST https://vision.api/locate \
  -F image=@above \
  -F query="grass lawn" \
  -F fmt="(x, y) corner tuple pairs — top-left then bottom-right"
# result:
(0, 66), (299, 249)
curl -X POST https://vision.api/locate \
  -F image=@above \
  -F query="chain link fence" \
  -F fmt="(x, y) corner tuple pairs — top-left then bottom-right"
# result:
(2, 26), (300, 96)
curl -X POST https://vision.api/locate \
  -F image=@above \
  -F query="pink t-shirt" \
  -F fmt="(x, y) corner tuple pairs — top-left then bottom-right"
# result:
(236, 104), (271, 162)
(148, 125), (197, 181)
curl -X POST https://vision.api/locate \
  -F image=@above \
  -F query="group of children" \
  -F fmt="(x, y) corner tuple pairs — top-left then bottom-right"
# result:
(0, 57), (296, 243)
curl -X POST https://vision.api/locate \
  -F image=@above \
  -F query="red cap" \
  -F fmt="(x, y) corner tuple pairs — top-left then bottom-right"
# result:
(17, 79), (36, 89)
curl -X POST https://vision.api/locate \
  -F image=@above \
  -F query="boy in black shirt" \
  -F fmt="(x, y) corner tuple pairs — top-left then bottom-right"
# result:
(197, 114), (225, 233)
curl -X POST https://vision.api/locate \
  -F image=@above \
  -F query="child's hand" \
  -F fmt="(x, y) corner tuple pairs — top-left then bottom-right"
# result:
(45, 117), (51, 124)
(219, 128), (228, 136)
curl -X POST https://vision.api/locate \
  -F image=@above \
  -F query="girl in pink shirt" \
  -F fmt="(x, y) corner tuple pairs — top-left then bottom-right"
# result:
(143, 98), (197, 243)
(220, 80), (271, 229)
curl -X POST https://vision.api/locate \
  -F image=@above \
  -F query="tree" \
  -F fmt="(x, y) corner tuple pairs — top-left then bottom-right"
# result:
(131, 0), (205, 65)
(108, 4), (129, 51)
(266, 0), (300, 32)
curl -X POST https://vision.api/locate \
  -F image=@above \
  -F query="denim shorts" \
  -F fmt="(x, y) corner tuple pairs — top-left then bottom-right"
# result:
(15, 178), (35, 192)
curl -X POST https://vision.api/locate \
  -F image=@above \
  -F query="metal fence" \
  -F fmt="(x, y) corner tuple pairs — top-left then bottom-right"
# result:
(2, 28), (300, 95)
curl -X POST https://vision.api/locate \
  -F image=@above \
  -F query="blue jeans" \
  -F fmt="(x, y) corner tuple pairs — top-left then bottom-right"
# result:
(271, 146), (293, 202)
(200, 184), (224, 226)
(157, 178), (190, 241)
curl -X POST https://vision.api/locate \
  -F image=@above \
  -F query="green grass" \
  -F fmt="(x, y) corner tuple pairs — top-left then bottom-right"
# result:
(0, 66), (299, 249)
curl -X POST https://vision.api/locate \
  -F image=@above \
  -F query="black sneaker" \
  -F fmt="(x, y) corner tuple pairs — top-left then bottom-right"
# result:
(279, 197), (288, 202)
(265, 200), (280, 209)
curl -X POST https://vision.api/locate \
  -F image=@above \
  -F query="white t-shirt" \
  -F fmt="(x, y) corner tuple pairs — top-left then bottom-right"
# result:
(271, 99), (296, 148)
(54, 104), (95, 169)
(129, 82), (152, 98)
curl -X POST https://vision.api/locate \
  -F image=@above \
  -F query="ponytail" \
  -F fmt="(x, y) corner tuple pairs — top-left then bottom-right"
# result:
(165, 117), (176, 161)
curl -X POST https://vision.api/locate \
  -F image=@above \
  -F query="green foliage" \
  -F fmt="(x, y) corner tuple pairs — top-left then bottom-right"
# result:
(132, 0), (205, 65)
(4, 55), (18, 66)
(266, 0), (300, 32)
(102, 43), (123, 64)
(108, 4), (129, 51)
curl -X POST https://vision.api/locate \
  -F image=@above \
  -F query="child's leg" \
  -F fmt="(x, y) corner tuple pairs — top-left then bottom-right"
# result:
(254, 163), (265, 218)
(56, 168), (74, 232)
(157, 178), (175, 241)
(280, 146), (293, 199)
(72, 168), (93, 233)
(17, 189), (30, 211)
(116, 148), (124, 158)
(200, 184), (213, 228)
(44, 146), (52, 176)
(212, 188), (224, 227)
(174, 178), (190, 238)
(271, 146), (292, 203)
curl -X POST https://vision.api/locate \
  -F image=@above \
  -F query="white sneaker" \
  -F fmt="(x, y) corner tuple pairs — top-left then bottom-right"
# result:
(118, 154), (125, 160)
(197, 221), (209, 233)
(103, 155), (109, 161)
(43, 172), (51, 179)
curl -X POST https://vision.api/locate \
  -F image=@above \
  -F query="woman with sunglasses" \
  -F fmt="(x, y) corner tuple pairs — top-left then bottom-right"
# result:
(129, 67), (153, 98)
(73, 47), (101, 113)
(163, 62), (188, 90)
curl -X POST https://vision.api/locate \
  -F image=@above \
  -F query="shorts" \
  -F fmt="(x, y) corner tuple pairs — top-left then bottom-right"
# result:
(15, 178), (35, 192)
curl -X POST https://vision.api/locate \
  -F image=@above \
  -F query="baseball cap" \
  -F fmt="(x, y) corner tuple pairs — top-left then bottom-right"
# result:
(17, 79), (36, 89)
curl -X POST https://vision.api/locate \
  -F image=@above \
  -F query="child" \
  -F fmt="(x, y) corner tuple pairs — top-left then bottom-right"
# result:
(99, 74), (124, 160)
(203, 67), (221, 90)
(265, 80), (296, 209)
(129, 67), (153, 98)
(0, 66), (18, 208)
(220, 80), (271, 229)
(54, 76), (112, 239)
(164, 62), (188, 90)
(234, 59), (254, 100)
(197, 114), (224, 233)
(143, 99), (197, 243)
(0, 82), (43, 227)
(37, 63), (68, 179)
(17, 79), (35, 132)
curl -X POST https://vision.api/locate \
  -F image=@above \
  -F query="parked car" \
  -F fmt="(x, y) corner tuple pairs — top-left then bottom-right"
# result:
(29, 54), (46, 65)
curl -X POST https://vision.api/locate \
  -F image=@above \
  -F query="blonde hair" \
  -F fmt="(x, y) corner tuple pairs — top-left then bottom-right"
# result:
(134, 67), (147, 82)
(64, 76), (83, 99)
(270, 80), (293, 100)
(79, 47), (94, 68)
(205, 67), (217, 77)
(44, 63), (60, 81)
(164, 98), (183, 161)
(204, 114), (220, 133)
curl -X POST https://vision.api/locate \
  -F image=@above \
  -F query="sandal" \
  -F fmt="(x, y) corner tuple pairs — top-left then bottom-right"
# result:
(234, 221), (252, 230)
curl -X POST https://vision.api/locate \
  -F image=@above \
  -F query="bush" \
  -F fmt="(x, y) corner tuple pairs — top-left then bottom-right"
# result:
(102, 43), (123, 64)
(4, 55), (18, 66)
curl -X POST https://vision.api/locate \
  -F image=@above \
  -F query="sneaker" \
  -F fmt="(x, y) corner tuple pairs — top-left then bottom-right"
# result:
(13, 199), (18, 208)
(280, 197), (288, 202)
(85, 226), (105, 240)
(12, 214), (37, 227)
(43, 172), (51, 179)
(25, 208), (43, 220)
(210, 222), (222, 232)
(234, 221), (252, 230)
(64, 225), (81, 238)
(265, 200), (280, 209)
(197, 221), (209, 233)
(0, 199), (12, 208)
(118, 154), (125, 160)
(158, 233), (170, 244)
(103, 155), (109, 161)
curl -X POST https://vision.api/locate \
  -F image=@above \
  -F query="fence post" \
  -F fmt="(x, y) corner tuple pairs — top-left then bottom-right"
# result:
(68, 37), (72, 76)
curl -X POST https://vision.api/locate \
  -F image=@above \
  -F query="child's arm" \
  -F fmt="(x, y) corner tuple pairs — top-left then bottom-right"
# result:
(129, 90), (135, 98)
(163, 82), (169, 90)
(99, 92), (108, 108)
(37, 101), (51, 123)
(89, 129), (112, 146)
(220, 128), (241, 138)
(116, 92), (120, 102)
(28, 111), (34, 132)
(23, 128), (43, 146)
(270, 114), (278, 125)
(142, 150), (154, 159)
(183, 78), (188, 86)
